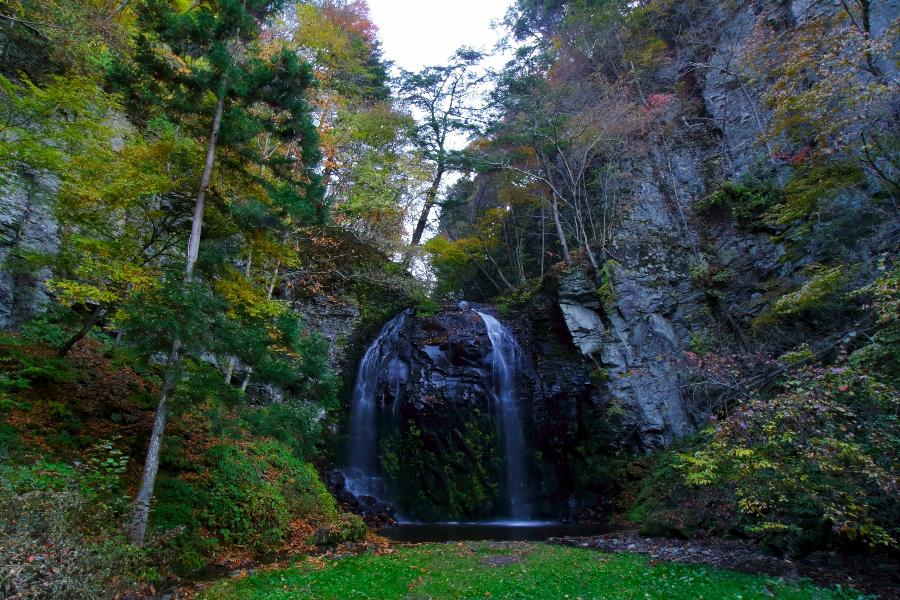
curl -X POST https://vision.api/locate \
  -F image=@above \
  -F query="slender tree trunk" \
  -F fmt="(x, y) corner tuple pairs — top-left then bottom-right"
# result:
(109, 0), (131, 19)
(581, 228), (599, 272)
(485, 250), (517, 292)
(223, 357), (235, 384)
(409, 165), (444, 247)
(540, 200), (546, 278)
(266, 262), (280, 298)
(58, 304), (105, 357)
(550, 193), (572, 264)
(240, 369), (252, 393)
(129, 79), (227, 546)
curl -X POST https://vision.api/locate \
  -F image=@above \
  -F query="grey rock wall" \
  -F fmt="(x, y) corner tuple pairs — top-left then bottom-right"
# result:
(0, 172), (60, 329)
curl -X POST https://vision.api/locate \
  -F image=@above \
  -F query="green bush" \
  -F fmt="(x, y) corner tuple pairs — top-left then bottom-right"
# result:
(199, 440), (339, 551)
(242, 399), (325, 459)
(755, 265), (849, 325)
(19, 314), (70, 349)
(771, 163), (864, 225)
(850, 265), (899, 376)
(625, 442), (733, 540)
(630, 272), (899, 555)
(309, 512), (367, 546)
(631, 359), (898, 555)
(697, 173), (783, 228)
(151, 478), (217, 573)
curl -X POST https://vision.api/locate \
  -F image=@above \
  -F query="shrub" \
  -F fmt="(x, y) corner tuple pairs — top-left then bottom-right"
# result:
(850, 265), (899, 376)
(0, 464), (162, 599)
(672, 364), (898, 554)
(778, 344), (815, 365)
(200, 440), (339, 551)
(625, 441), (734, 540)
(19, 314), (70, 350)
(688, 329), (717, 356)
(755, 265), (849, 325)
(697, 173), (783, 229)
(242, 399), (325, 459)
(309, 512), (367, 546)
(771, 163), (864, 225)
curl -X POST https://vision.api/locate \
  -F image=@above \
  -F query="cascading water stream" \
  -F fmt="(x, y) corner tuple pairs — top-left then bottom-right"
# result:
(344, 307), (532, 523)
(343, 310), (410, 503)
(476, 311), (531, 520)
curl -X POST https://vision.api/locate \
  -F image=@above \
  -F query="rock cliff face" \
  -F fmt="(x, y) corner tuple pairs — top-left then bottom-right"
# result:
(514, 0), (899, 454)
(0, 172), (59, 329)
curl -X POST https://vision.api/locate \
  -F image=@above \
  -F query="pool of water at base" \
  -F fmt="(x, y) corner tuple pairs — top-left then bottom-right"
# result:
(379, 521), (610, 543)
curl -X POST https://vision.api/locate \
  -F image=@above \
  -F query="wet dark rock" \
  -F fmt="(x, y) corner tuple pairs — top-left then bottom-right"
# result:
(327, 468), (396, 527)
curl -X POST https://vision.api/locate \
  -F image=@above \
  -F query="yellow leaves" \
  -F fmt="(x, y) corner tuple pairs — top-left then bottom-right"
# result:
(423, 236), (473, 269)
(766, 265), (848, 320)
(48, 253), (159, 307)
(48, 280), (119, 306)
(245, 236), (300, 271)
(61, 132), (200, 215)
(731, 448), (755, 459)
(674, 451), (719, 487)
(751, 12), (896, 156)
(737, 497), (769, 518)
(214, 268), (283, 321)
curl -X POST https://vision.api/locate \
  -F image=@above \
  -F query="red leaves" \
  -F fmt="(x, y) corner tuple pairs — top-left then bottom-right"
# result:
(644, 93), (675, 117)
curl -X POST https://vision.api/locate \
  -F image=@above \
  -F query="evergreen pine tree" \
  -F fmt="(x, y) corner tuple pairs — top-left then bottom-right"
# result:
(113, 0), (323, 545)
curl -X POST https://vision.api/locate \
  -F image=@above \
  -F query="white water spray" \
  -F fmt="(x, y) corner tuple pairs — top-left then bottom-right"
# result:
(477, 311), (531, 520)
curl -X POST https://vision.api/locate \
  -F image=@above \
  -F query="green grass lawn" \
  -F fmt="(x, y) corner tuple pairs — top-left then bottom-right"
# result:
(198, 542), (862, 599)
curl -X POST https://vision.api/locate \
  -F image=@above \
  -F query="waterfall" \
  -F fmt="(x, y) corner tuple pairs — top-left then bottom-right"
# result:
(477, 311), (531, 520)
(344, 310), (410, 503)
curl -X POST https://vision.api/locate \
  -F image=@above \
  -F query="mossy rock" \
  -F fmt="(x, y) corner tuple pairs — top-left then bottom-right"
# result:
(309, 513), (367, 546)
(638, 511), (694, 540)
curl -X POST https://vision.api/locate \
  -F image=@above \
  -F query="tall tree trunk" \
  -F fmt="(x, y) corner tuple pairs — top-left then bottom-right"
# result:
(109, 0), (131, 19)
(540, 200), (546, 278)
(550, 193), (572, 264)
(57, 304), (105, 357)
(409, 165), (444, 247)
(129, 80), (226, 546)
(240, 368), (252, 392)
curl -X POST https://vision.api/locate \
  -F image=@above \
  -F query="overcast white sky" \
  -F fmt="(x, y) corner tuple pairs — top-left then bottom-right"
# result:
(366, 0), (511, 72)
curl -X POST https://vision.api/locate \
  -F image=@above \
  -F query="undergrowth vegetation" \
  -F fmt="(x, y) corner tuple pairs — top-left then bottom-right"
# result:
(628, 268), (899, 556)
(0, 332), (363, 597)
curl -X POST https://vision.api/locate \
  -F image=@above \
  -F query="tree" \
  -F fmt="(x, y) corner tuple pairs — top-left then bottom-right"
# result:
(118, 0), (322, 545)
(397, 48), (484, 248)
(49, 129), (198, 356)
(486, 56), (638, 272)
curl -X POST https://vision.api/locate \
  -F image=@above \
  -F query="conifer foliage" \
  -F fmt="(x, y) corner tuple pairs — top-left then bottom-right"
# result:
(107, 0), (326, 545)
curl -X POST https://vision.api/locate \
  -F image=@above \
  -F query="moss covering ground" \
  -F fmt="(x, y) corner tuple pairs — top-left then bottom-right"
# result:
(199, 542), (857, 600)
